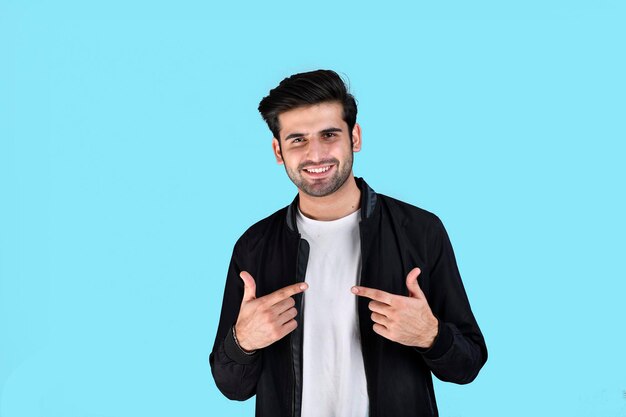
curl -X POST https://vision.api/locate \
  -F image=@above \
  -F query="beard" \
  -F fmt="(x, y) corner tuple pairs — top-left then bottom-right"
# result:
(284, 153), (353, 197)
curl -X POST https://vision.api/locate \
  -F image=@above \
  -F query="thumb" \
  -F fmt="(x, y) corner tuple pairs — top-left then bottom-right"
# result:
(406, 267), (424, 298)
(239, 271), (257, 303)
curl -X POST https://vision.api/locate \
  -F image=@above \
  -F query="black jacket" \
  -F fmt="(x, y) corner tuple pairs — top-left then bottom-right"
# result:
(210, 178), (487, 417)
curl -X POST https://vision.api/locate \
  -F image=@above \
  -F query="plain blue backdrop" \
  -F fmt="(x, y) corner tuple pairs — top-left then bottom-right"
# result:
(1, 1), (625, 416)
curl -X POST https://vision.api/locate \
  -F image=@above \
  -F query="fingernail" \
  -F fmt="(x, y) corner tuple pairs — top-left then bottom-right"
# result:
(351, 287), (359, 294)
(300, 283), (308, 290)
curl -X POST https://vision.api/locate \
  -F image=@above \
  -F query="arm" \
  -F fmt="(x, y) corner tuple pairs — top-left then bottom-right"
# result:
(417, 216), (488, 384)
(209, 238), (262, 400)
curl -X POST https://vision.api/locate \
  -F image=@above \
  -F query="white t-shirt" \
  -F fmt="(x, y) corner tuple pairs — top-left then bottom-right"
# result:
(297, 207), (369, 417)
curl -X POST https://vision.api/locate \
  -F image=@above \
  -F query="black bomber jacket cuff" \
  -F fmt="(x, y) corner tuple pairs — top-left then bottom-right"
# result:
(224, 326), (260, 365)
(415, 318), (454, 360)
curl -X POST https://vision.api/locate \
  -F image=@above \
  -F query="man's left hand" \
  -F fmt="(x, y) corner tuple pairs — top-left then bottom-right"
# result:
(351, 267), (439, 349)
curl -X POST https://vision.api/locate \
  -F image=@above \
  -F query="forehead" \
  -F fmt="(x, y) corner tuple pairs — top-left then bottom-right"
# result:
(278, 102), (346, 136)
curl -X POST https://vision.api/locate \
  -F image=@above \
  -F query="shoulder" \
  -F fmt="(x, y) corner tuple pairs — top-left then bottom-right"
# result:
(234, 205), (290, 251)
(375, 193), (452, 256)
(377, 193), (444, 229)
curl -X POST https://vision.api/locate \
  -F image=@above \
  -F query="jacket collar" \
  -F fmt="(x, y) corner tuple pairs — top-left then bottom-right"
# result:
(285, 177), (378, 232)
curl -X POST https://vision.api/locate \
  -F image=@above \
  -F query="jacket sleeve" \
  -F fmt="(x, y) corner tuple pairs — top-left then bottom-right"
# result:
(416, 216), (488, 384)
(209, 235), (263, 400)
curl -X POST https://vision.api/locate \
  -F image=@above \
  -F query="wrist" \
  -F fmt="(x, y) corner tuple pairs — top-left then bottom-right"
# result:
(423, 316), (439, 349)
(233, 325), (256, 354)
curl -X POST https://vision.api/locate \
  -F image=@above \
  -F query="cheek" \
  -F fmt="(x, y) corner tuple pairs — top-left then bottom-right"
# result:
(281, 154), (301, 172)
(283, 148), (305, 164)
(336, 147), (353, 165)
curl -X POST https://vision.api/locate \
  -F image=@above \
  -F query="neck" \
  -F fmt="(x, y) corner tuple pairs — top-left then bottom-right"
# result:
(298, 175), (361, 221)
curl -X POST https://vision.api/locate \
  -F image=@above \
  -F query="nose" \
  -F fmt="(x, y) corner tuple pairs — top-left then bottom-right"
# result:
(305, 137), (325, 162)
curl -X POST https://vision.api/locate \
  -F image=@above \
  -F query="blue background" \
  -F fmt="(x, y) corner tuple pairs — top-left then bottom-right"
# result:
(1, 1), (625, 416)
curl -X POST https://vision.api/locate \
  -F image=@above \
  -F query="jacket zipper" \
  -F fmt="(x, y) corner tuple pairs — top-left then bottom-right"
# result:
(291, 235), (302, 417)
(358, 224), (374, 417)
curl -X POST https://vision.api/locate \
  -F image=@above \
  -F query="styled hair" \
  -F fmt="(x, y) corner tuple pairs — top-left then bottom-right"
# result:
(258, 69), (358, 141)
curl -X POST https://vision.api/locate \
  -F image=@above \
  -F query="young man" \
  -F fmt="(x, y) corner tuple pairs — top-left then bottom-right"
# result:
(209, 70), (487, 417)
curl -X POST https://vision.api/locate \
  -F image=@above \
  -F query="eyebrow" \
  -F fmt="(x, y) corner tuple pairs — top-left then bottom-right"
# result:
(284, 127), (343, 141)
(320, 127), (343, 135)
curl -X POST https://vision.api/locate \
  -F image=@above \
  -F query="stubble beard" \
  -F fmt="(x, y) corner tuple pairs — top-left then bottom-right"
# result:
(285, 153), (353, 198)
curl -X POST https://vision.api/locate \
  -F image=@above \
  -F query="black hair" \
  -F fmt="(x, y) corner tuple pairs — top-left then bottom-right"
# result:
(258, 69), (358, 141)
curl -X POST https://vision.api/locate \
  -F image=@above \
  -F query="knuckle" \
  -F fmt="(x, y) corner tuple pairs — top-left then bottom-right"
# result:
(270, 328), (281, 340)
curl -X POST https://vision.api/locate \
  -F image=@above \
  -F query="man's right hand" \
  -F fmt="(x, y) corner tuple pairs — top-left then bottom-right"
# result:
(234, 271), (308, 352)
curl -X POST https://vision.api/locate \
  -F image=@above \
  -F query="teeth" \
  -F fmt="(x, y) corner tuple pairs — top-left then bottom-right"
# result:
(306, 166), (331, 174)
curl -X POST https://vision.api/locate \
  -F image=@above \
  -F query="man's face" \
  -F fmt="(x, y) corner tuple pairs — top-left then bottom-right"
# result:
(272, 102), (361, 197)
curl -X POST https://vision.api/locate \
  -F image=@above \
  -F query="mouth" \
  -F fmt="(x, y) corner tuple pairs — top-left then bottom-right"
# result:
(302, 164), (335, 178)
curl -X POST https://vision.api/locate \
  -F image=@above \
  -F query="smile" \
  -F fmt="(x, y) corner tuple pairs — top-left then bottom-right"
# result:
(304, 165), (332, 174)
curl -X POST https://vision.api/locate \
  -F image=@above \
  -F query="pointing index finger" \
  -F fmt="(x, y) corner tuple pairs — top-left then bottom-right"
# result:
(351, 286), (394, 305)
(265, 282), (309, 305)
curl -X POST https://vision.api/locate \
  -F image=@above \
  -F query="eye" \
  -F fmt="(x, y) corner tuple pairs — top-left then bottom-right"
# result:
(322, 132), (337, 139)
(292, 137), (304, 143)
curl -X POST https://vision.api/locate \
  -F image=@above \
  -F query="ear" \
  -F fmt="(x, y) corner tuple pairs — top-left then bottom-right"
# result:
(351, 122), (362, 152)
(272, 138), (284, 164)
